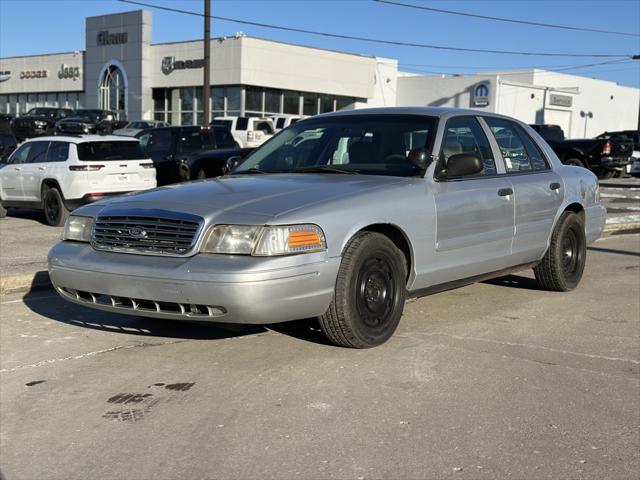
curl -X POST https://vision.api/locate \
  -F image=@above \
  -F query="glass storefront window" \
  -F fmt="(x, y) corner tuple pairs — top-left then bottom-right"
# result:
(153, 88), (166, 112)
(180, 87), (194, 111)
(336, 96), (355, 111)
(303, 94), (318, 116)
(245, 86), (263, 112)
(195, 87), (203, 112)
(265, 88), (281, 114)
(283, 90), (299, 114)
(212, 87), (224, 112)
(181, 112), (194, 126)
(320, 95), (334, 114)
(227, 87), (241, 112)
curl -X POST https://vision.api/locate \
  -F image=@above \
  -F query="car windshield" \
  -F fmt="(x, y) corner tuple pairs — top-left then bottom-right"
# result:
(72, 110), (105, 122)
(232, 114), (437, 177)
(27, 108), (57, 118)
(127, 121), (154, 129)
(77, 141), (147, 161)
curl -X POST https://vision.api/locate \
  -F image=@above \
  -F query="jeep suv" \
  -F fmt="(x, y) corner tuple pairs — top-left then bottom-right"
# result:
(11, 107), (73, 142)
(212, 116), (275, 148)
(0, 136), (156, 225)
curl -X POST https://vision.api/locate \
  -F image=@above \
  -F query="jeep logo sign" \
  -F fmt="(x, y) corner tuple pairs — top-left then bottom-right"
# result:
(97, 30), (128, 46)
(58, 64), (81, 81)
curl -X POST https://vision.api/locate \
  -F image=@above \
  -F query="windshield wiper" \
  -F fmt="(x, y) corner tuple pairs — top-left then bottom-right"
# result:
(289, 165), (359, 175)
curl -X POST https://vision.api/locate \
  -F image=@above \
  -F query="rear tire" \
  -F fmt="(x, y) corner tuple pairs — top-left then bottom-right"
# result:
(42, 187), (69, 227)
(564, 158), (585, 168)
(534, 211), (586, 292)
(318, 232), (407, 348)
(597, 170), (615, 180)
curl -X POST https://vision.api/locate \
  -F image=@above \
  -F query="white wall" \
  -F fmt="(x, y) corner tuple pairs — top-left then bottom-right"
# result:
(396, 74), (498, 111)
(496, 81), (545, 124)
(353, 58), (398, 108)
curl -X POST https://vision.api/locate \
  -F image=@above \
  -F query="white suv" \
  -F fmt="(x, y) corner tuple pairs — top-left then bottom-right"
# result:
(212, 116), (275, 148)
(0, 135), (156, 226)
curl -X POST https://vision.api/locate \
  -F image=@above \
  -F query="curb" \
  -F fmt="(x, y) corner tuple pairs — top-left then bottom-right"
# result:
(2, 221), (640, 296)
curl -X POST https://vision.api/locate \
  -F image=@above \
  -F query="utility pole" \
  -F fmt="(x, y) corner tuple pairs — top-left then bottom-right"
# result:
(635, 55), (640, 130)
(203, 0), (211, 127)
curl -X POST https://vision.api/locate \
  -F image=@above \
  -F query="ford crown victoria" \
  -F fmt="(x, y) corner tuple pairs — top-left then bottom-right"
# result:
(48, 108), (606, 348)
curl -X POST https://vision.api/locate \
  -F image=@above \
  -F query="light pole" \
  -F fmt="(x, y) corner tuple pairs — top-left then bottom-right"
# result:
(580, 110), (593, 138)
(203, 0), (211, 127)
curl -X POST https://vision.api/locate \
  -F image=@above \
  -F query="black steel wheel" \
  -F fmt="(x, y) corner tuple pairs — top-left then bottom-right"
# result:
(43, 187), (69, 227)
(534, 211), (586, 292)
(319, 232), (407, 348)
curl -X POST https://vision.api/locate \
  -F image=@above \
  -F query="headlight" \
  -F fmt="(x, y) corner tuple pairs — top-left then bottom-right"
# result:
(200, 224), (326, 256)
(61, 215), (93, 242)
(34, 120), (47, 128)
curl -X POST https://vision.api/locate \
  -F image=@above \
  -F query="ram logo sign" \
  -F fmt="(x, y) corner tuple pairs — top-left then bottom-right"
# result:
(161, 56), (205, 75)
(473, 82), (490, 107)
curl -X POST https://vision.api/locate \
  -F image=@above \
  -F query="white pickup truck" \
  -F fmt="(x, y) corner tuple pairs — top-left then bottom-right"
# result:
(212, 116), (275, 148)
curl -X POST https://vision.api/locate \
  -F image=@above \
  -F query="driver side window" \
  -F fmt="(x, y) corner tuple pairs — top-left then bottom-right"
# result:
(7, 143), (32, 164)
(441, 117), (496, 176)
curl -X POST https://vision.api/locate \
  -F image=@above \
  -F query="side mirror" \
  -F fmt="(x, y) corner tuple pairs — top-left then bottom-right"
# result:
(407, 148), (431, 171)
(225, 155), (242, 173)
(440, 153), (483, 179)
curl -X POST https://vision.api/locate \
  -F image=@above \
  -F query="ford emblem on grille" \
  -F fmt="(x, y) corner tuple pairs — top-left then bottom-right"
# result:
(128, 227), (147, 239)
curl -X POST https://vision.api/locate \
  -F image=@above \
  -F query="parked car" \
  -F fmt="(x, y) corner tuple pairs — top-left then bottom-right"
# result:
(10, 107), (73, 142)
(135, 125), (253, 186)
(0, 135), (156, 225)
(0, 132), (17, 161)
(212, 116), (275, 148)
(529, 124), (633, 179)
(113, 120), (170, 137)
(55, 109), (123, 136)
(0, 113), (14, 133)
(596, 130), (640, 178)
(270, 115), (303, 131)
(48, 107), (605, 348)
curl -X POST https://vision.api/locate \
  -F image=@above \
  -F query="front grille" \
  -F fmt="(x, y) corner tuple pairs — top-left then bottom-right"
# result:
(59, 123), (84, 132)
(92, 214), (203, 256)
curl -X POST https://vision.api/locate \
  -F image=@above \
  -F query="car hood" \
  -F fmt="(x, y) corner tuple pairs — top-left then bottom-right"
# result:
(86, 174), (410, 221)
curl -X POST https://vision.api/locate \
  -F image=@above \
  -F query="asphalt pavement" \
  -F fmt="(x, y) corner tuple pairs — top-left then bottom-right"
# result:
(1, 233), (638, 480)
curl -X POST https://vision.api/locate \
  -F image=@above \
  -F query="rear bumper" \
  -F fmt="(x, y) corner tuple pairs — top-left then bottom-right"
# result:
(586, 204), (607, 244)
(600, 156), (632, 169)
(65, 192), (134, 211)
(48, 242), (340, 324)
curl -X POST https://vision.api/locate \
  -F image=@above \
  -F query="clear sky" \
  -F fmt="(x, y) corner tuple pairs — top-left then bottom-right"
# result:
(1, 0), (639, 87)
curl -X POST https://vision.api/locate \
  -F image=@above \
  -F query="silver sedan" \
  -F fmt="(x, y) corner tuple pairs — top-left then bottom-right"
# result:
(48, 107), (606, 348)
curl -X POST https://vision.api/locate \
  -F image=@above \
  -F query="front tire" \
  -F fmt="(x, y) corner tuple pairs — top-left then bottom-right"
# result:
(43, 187), (69, 227)
(534, 211), (586, 292)
(318, 232), (407, 348)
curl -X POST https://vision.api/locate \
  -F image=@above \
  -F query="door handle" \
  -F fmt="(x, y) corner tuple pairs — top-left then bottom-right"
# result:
(38, 167), (46, 171)
(550, 182), (561, 190)
(498, 187), (513, 197)
(13, 167), (21, 171)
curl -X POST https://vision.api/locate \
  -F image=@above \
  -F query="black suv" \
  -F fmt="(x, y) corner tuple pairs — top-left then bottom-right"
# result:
(0, 132), (17, 161)
(55, 109), (124, 136)
(11, 107), (73, 141)
(136, 126), (254, 186)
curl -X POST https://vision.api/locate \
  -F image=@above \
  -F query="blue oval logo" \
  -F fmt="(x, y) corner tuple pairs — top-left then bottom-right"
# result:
(128, 227), (147, 239)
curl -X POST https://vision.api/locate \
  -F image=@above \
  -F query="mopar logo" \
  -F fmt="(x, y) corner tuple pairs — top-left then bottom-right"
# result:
(473, 82), (490, 107)
(128, 227), (147, 239)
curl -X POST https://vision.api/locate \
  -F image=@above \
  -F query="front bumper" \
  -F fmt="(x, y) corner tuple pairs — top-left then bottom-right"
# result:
(48, 242), (340, 324)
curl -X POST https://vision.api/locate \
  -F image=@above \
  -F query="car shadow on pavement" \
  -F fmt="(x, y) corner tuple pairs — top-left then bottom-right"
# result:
(22, 290), (334, 345)
(6, 207), (49, 225)
(22, 290), (267, 341)
(588, 246), (640, 257)
(482, 274), (541, 291)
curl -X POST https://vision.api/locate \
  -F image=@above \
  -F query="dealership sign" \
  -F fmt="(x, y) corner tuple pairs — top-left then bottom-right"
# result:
(161, 56), (205, 75)
(97, 30), (128, 46)
(58, 64), (81, 81)
(472, 82), (490, 107)
(549, 93), (573, 108)
(20, 70), (48, 79)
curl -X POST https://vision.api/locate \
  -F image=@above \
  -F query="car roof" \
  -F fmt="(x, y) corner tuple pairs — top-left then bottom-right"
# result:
(21, 135), (140, 144)
(316, 106), (523, 122)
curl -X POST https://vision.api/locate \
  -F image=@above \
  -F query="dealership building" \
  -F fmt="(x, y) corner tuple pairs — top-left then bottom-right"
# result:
(0, 10), (638, 138)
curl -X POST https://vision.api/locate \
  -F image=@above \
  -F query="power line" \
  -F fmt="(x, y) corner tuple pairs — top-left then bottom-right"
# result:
(117, 0), (634, 58)
(391, 58), (632, 72)
(373, 0), (640, 38)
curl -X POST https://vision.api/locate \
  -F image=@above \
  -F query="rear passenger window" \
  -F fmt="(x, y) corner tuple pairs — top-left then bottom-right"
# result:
(27, 141), (49, 163)
(441, 117), (496, 176)
(485, 118), (549, 172)
(47, 142), (69, 162)
(236, 117), (248, 131)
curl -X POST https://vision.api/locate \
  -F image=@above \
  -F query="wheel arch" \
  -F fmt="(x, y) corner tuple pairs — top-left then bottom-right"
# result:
(41, 178), (64, 202)
(346, 223), (414, 284)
